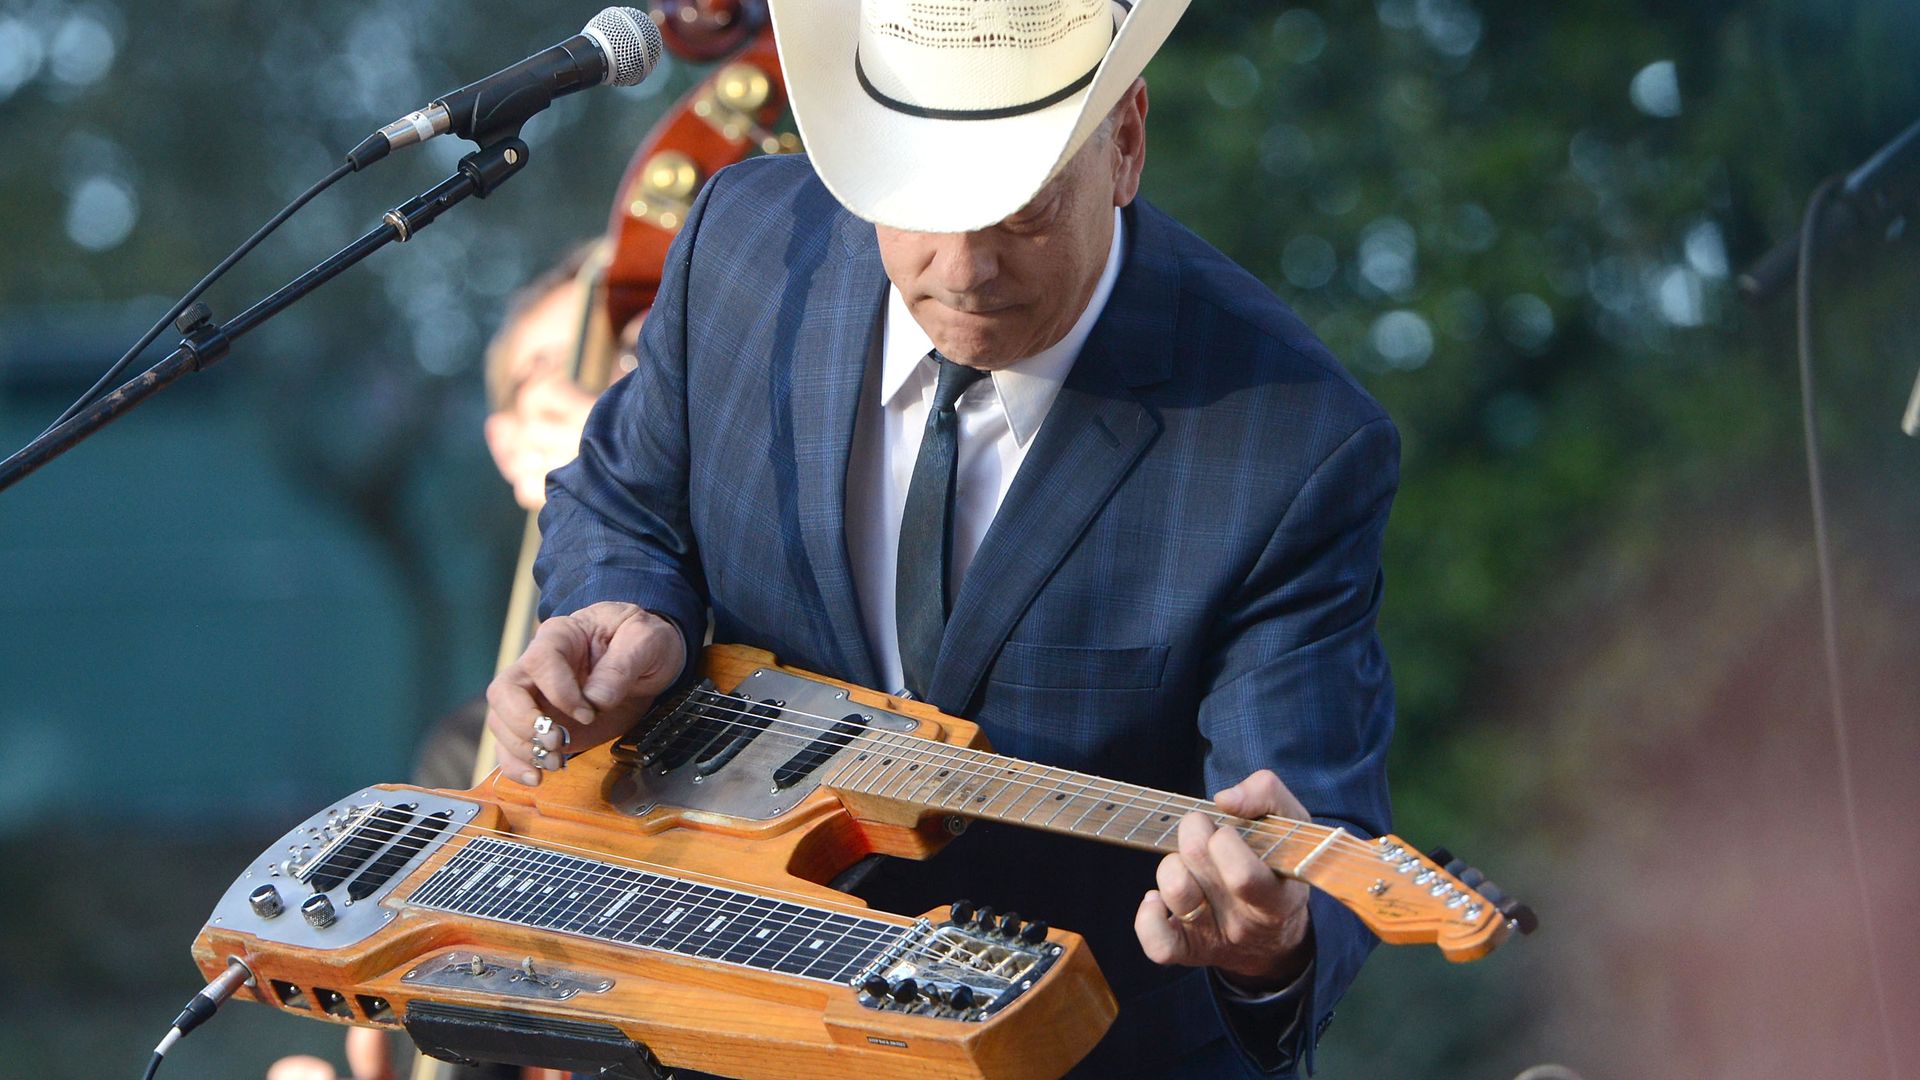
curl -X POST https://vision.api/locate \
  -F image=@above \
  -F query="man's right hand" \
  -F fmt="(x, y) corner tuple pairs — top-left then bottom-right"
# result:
(485, 601), (685, 785)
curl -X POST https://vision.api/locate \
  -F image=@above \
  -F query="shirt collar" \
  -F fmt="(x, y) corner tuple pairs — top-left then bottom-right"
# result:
(879, 208), (1128, 446)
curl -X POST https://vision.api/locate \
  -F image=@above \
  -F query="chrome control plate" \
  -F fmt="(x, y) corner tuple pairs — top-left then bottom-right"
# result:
(205, 787), (481, 951)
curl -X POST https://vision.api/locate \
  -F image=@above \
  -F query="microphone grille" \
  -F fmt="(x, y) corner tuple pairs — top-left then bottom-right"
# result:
(585, 7), (665, 87)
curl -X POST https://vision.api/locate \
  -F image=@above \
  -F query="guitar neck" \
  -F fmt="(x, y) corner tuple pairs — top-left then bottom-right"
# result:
(823, 732), (1345, 880)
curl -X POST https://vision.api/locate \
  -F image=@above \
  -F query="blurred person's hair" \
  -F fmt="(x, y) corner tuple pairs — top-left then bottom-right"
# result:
(483, 240), (601, 412)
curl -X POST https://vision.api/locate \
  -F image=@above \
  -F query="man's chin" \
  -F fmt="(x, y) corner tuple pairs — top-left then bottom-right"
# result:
(926, 327), (1023, 369)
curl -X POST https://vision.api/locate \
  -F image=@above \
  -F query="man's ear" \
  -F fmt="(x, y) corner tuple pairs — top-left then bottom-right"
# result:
(1111, 77), (1149, 208)
(483, 412), (518, 484)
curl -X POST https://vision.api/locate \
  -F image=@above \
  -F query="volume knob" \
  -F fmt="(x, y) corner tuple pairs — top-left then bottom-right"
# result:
(248, 884), (284, 919)
(300, 892), (337, 929)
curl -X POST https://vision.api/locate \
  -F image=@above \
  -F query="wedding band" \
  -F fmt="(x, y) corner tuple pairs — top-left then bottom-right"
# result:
(1176, 901), (1208, 925)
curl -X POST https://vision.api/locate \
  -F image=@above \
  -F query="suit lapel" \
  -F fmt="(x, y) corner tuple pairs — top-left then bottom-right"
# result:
(790, 228), (888, 689)
(929, 204), (1180, 712)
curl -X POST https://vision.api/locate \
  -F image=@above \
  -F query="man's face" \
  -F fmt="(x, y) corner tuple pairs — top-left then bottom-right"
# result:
(483, 285), (600, 511)
(874, 82), (1148, 369)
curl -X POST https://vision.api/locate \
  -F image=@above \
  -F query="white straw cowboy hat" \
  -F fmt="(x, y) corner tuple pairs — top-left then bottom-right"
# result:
(768, 0), (1191, 233)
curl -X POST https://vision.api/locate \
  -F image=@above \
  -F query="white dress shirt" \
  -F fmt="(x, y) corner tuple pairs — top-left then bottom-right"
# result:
(842, 209), (1313, 1027)
(845, 209), (1126, 695)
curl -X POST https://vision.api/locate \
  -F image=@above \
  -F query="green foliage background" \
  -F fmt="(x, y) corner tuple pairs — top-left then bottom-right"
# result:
(2, 1), (1917, 1077)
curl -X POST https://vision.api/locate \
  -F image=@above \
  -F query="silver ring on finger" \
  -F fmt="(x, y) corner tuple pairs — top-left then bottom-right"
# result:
(532, 714), (572, 752)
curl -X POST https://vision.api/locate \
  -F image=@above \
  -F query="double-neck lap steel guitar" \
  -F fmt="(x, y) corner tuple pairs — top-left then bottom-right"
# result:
(192, 646), (1531, 1079)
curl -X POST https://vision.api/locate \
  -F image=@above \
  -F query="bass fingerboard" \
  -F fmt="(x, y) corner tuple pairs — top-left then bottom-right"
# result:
(408, 835), (904, 985)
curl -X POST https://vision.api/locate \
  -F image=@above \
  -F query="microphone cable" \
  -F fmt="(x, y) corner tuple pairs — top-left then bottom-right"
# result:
(33, 160), (355, 439)
(1794, 174), (1900, 1080)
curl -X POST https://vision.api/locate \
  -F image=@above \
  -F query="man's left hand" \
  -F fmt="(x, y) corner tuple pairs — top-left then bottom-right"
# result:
(1134, 769), (1314, 991)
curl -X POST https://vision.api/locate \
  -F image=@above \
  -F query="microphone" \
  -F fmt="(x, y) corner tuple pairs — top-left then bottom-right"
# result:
(348, 7), (663, 169)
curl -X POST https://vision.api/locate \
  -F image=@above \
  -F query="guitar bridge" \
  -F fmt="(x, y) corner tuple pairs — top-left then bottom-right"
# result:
(850, 909), (1063, 1020)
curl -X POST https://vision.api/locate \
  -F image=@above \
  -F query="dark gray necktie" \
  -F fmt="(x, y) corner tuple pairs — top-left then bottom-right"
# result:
(896, 352), (990, 700)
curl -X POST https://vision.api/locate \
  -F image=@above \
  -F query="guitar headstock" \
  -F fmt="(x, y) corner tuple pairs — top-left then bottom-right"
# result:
(1291, 833), (1537, 962)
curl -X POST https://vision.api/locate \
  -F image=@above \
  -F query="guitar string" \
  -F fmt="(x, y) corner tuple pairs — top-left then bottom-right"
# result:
(609, 689), (1449, 898)
(388, 828), (943, 980)
(615, 685), (1427, 885)
(296, 798), (1484, 938)
(674, 683), (1397, 864)
(304, 740), (1480, 929)
(393, 821), (1082, 975)
(299, 678), (1489, 929)
(296, 806), (1485, 949)
(656, 684), (1387, 863)
(404, 830), (912, 970)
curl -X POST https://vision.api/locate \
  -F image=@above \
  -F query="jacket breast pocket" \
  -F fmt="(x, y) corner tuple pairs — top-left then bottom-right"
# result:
(990, 640), (1170, 691)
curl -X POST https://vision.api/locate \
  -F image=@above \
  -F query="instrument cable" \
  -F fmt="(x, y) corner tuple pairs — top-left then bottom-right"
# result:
(1795, 175), (1900, 1080)
(33, 161), (354, 440)
(136, 958), (253, 1080)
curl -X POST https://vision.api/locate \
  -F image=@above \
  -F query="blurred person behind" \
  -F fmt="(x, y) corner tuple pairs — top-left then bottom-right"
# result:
(267, 241), (626, 1080)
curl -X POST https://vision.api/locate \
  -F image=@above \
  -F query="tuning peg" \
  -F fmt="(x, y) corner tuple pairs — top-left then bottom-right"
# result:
(1475, 881), (1506, 905)
(947, 984), (976, 1010)
(1498, 898), (1540, 935)
(889, 977), (920, 1003)
(972, 904), (996, 930)
(1018, 919), (1048, 945)
(1458, 866), (1487, 889)
(996, 910), (1022, 937)
(949, 899), (976, 925)
(1425, 846), (1454, 866)
(1443, 858), (1470, 878)
(861, 974), (890, 1000)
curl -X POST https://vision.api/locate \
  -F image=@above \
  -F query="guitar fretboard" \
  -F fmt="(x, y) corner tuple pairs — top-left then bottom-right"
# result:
(827, 731), (1334, 874)
(408, 835), (904, 984)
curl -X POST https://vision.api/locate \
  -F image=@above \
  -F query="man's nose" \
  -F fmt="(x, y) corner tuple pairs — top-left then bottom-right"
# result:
(929, 230), (998, 295)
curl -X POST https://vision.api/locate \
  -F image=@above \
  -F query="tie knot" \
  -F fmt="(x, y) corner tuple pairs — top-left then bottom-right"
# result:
(930, 352), (990, 413)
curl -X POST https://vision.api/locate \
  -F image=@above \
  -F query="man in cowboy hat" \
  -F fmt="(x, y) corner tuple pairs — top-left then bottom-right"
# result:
(487, 1), (1397, 1076)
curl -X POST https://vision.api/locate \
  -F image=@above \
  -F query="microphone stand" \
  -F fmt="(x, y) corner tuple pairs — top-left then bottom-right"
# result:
(1739, 116), (1920, 304)
(0, 136), (532, 494)
(1739, 115), (1920, 438)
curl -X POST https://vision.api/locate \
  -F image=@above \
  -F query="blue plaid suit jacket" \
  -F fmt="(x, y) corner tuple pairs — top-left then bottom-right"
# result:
(537, 154), (1398, 1078)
